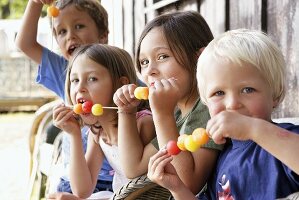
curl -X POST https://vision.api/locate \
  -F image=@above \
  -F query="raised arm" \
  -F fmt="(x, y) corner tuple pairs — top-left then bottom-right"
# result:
(70, 131), (104, 198)
(149, 79), (219, 194)
(15, 0), (52, 64)
(114, 84), (157, 178)
(52, 103), (104, 198)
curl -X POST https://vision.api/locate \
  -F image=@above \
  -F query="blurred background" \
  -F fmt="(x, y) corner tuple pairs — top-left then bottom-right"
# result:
(0, 0), (298, 199)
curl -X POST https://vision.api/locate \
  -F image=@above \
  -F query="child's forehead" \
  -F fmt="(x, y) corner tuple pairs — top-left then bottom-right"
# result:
(53, 6), (93, 27)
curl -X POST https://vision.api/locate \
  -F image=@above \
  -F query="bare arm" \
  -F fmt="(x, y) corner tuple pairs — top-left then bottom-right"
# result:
(207, 111), (299, 175)
(250, 119), (299, 174)
(15, 0), (52, 64)
(152, 112), (218, 194)
(52, 104), (103, 198)
(118, 112), (157, 178)
(149, 79), (219, 194)
(147, 150), (198, 200)
(114, 84), (157, 178)
(70, 131), (104, 198)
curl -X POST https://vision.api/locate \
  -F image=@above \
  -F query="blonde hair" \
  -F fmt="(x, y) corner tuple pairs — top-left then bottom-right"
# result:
(197, 29), (286, 105)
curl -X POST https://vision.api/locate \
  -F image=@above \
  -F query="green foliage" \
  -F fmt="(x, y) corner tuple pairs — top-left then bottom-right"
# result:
(0, 0), (47, 19)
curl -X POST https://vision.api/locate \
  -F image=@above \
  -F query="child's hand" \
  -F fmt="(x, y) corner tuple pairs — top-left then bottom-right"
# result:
(147, 149), (184, 192)
(52, 103), (80, 135)
(149, 77), (180, 115)
(207, 111), (256, 144)
(113, 84), (140, 112)
(32, 0), (55, 5)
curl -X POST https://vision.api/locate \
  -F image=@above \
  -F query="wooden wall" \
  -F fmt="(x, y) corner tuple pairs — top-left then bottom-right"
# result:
(106, 0), (299, 118)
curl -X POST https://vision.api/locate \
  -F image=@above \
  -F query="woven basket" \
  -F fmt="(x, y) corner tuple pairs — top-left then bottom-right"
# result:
(112, 174), (171, 200)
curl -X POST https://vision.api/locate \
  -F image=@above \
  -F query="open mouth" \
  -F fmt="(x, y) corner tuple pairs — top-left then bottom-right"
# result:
(76, 98), (93, 114)
(77, 98), (86, 104)
(68, 44), (80, 55)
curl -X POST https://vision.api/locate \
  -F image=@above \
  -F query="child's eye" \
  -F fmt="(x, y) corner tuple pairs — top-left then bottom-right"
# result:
(70, 78), (79, 83)
(140, 59), (149, 67)
(88, 77), (98, 82)
(214, 91), (225, 96)
(75, 24), (85, 30)
(57, 29), (66, 36)
(158, 54), (168, 60)
(242, 87), (255, 93)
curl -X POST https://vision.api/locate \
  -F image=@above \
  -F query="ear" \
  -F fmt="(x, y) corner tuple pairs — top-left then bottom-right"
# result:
(99, 31), (108, 44)
(119, 76), (130, 86)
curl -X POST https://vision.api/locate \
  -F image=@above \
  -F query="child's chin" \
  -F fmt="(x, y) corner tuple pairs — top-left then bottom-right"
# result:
(81, 114), (98, 125)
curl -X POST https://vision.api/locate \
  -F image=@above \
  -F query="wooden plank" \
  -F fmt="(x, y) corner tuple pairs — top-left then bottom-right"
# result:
(146, 0), (157, 22)
(105, 0), (123, 48)
(123, 0), (134, 55)
(200, 0), (226, 37)
(229, 0), (262, 30)
(267, 0), (299, 118)
(134, 0), (146, 47)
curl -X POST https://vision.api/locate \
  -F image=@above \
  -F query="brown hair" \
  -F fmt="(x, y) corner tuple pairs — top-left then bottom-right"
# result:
(65, 44), (136, 105)
(135, 11), (213, 102)
(55, 0), (109, 39)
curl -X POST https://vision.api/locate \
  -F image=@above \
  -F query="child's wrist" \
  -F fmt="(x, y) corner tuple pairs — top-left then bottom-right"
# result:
(117, 108), (137, 115)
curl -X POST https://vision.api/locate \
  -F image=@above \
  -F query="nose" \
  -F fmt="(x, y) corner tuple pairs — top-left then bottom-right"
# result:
(66, 29), (76, 41)
(145, 60), (158, 76)
(225, 94), (242, 111)
(76, 80), (87, 93)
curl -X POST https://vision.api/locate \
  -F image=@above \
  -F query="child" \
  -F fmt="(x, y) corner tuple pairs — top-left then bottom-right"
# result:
(15, 0), (112, 194)
(147, 29), (299, 199)
(51, 44), (155, 198)
(113, 11), (223, 195)
(15, 0), (109, 99)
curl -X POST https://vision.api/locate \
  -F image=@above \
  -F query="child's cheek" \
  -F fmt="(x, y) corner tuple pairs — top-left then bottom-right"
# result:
(207, 101), (223, 117)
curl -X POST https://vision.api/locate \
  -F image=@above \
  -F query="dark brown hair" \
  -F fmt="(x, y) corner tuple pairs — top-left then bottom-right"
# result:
(135, 11), (214, 101)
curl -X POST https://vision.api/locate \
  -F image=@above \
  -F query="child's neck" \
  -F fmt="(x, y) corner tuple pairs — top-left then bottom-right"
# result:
(177, 93), (199, 117)
(97, 111), (118, 146)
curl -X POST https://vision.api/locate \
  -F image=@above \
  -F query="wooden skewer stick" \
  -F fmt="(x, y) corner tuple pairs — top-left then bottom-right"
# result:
(66, 105), (118, 110)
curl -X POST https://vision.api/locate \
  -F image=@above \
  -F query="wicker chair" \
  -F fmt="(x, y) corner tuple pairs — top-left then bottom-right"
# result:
(112, 174), (172, 200)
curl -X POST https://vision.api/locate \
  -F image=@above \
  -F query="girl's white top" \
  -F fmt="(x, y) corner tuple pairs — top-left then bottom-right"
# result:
(99, 138), (128, 192)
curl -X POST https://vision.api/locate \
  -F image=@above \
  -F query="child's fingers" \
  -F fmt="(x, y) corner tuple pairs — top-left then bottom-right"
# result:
(53, 109), (74, 128)
(128, 84), (137, 98)
(154, 156), (173, 173)
(53, 105), (72, 120)
(114, 87), (132, 106)
(148, 149), (170, 172)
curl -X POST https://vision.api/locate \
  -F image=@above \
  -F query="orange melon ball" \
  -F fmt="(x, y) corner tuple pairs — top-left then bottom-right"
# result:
(192, 128), (209, 146)
(73, 104), (83, 114)
(47, 5), (59, 17)
(134, 87), (149, 100)
(177, 134), (188, 151)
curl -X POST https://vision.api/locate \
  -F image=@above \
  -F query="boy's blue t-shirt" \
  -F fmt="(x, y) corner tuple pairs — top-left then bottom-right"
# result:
(36, 48), (67, 100)
(199, 122), (299, 200)
(37, 47), (113, 182)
